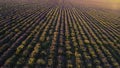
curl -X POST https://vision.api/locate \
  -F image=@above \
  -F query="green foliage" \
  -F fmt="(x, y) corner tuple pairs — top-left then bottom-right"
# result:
(28, 58), (35, 65)
(36, 59), (46, 65)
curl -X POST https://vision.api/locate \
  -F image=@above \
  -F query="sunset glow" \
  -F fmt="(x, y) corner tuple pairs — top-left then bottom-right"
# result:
(70, 0), (120, 10)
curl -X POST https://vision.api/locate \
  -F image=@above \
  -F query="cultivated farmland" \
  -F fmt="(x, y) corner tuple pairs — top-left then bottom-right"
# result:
(0, 0), (120, 68)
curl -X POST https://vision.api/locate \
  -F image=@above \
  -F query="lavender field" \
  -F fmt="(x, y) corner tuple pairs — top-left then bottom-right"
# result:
(0, 0), (120, 68)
